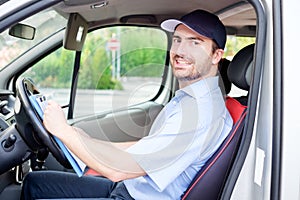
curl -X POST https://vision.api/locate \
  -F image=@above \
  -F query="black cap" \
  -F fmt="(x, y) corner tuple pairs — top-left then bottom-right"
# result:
(161, 9), (226, 49)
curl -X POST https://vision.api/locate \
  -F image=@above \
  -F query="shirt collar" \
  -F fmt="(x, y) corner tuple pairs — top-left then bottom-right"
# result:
(175, 76), (219, 99)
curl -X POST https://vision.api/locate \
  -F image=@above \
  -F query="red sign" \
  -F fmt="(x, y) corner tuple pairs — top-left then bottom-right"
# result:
(107, 39), (120, 51)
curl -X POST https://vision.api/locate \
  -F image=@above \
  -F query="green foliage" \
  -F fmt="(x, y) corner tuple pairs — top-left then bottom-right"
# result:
(95, 66), (123, 90)
(224, 36), (256, 59)
(119, 27), (167, 77)
(120, 48), (166, 76)
(23, 48), (74, 88)
(77, 26), (167, 89)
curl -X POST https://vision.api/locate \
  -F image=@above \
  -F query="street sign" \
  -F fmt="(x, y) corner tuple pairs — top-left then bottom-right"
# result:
(107, 38), (120, 51)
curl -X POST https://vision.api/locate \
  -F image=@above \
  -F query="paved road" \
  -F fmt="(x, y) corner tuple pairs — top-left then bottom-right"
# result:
(41, 77), (161, 117)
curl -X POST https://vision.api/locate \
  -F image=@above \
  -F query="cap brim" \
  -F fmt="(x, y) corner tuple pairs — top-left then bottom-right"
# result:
(161, 19), (210, 39)
(161, 19), (208, 38)
(160, 19), (183, 32)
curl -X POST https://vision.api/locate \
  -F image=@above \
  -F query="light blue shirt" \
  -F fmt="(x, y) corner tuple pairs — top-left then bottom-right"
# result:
(124, 76), (233, 200)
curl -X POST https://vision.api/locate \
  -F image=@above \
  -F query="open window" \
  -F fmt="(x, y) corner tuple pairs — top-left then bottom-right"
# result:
(74, 26), (168, 117)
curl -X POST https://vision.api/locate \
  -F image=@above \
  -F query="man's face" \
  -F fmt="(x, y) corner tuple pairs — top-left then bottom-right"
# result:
(170, 24), (216, 83)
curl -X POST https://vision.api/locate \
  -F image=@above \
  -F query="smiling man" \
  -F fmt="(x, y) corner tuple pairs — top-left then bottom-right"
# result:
(170, 24), (223, 88)
(164, 10), (226, 88)
(21, 10), (233, 200)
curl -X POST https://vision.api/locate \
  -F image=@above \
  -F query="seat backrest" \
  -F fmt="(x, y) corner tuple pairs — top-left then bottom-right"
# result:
(181, 44), (254, 200)
(181, 99), (247, 200)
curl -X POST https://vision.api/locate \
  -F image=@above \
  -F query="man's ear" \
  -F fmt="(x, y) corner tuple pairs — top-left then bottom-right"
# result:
(212, 49), (224, 65)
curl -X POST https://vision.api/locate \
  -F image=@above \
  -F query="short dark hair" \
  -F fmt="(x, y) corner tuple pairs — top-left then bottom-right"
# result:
(212, 41), (219, 54)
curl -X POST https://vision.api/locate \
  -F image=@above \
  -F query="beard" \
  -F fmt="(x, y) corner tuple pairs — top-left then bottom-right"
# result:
(172, 62), (212, 82)
(171, 54), (213, 82)
(175, 71), (203, 81)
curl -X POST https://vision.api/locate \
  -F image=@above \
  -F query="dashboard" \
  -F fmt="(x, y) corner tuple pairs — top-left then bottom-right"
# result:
(0, 90), (16, 133)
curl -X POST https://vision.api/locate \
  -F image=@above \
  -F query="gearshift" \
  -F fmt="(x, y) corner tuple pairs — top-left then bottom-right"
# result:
(35, 148), (49, 170)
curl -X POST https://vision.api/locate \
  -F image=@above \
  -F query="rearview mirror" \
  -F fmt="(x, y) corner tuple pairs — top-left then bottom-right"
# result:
(9, 23), (36, 40)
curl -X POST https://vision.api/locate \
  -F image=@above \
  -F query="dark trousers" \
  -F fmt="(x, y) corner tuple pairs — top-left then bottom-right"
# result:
(21, 171), (134, 200)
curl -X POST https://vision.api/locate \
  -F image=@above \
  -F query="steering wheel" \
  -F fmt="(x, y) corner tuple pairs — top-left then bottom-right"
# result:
(14, 78), (71, 168)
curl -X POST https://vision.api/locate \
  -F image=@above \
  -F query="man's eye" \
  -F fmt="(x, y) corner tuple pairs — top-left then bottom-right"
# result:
(173, 38), (181, 43)
(192, 41), (200, 45)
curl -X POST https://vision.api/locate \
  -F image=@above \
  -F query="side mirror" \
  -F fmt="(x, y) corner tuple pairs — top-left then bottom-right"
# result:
(9, 23), (35, 40)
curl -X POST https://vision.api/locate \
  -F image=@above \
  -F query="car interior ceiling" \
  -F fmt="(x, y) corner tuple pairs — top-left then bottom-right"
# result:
(53, 0), (256, 37)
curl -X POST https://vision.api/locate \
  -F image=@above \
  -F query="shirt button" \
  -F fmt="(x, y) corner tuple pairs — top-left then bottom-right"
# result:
(173, 100), (177, 105)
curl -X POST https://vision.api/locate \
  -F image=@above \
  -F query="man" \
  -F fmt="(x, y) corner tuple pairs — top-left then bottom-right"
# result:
(21, 9), (233, 200)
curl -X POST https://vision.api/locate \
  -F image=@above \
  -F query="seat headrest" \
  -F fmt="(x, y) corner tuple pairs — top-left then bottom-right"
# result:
(227, 44), (255, 91)
(218, 58), (232, 94)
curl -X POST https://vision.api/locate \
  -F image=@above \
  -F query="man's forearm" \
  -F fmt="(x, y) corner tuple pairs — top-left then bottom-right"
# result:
(59, 126), (146, 182)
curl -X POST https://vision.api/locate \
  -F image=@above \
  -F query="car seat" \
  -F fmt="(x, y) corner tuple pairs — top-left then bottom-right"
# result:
(181, 43), (254, 200)
(218, 58), (232, 95)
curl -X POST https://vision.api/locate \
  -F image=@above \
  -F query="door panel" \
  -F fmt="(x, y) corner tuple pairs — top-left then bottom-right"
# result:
(73, 101), (163, 142)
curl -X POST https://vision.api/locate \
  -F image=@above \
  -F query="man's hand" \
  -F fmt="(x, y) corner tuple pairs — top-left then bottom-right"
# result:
(43, 100), (71, 139)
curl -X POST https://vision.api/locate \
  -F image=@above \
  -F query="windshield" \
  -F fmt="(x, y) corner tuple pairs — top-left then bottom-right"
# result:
(0, 8), (67, 70)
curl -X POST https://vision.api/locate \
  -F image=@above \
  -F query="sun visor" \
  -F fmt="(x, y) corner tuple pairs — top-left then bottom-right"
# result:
(64, 13), (88, 51)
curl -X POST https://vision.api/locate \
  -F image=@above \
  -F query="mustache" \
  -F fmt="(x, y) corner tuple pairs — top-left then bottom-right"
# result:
(173, 54), (194, 63)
